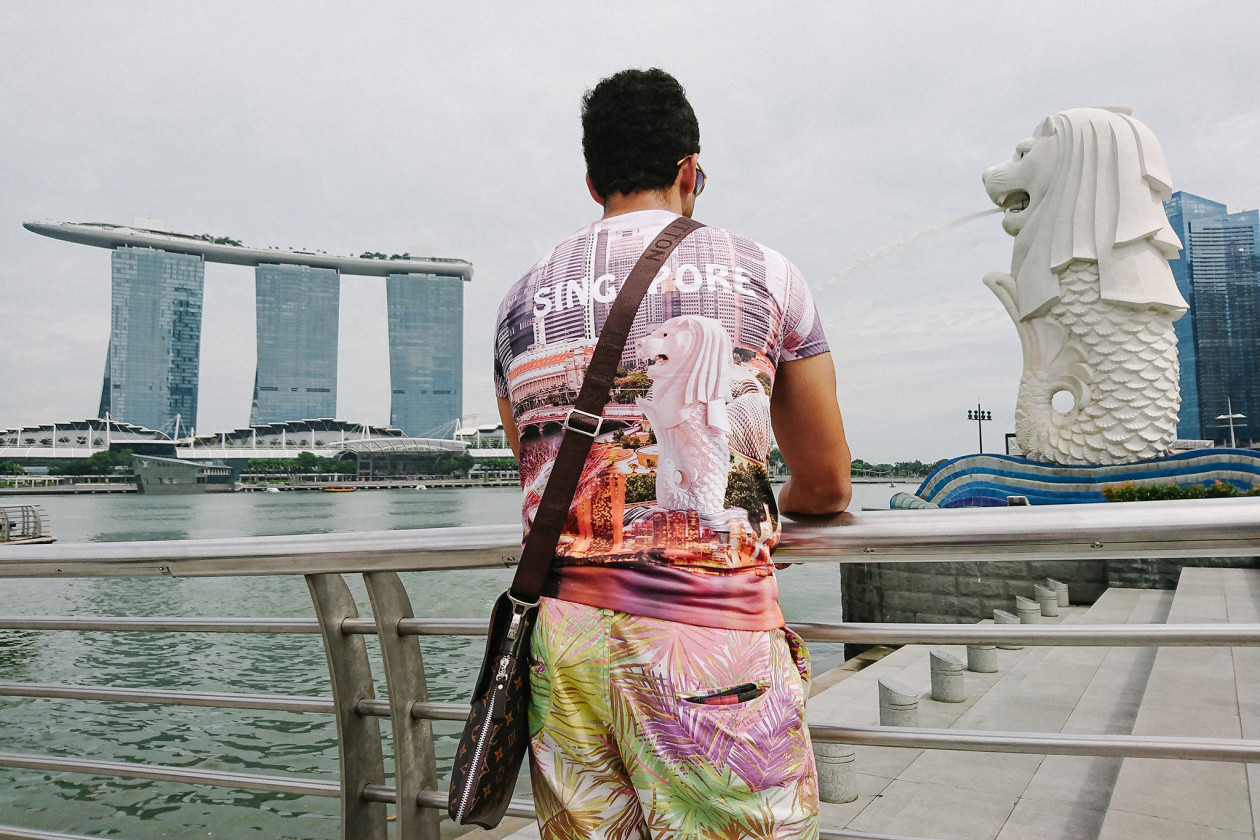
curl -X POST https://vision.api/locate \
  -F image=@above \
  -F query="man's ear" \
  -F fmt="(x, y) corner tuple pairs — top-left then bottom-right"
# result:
(586, 174), (605, 206)
(676, 157), (696, 198)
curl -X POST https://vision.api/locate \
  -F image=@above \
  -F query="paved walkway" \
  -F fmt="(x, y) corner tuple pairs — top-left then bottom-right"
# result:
(809, 587), (1172, 839)
(1098, 568), (1259, 840)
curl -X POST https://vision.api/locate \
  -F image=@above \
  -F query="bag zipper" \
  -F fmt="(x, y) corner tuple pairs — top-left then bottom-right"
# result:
(454, 651), (510, 823)
(453, 597), (535, 823)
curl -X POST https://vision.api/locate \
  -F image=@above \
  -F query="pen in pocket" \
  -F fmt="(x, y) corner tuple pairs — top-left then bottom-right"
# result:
(684, 682), (766, 705)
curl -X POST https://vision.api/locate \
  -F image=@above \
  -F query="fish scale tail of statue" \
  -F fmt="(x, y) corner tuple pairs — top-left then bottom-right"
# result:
(982, 107), (1188, 466)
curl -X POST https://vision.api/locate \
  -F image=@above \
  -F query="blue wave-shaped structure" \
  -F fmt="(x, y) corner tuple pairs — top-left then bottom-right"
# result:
(912, 449), (1260, 508)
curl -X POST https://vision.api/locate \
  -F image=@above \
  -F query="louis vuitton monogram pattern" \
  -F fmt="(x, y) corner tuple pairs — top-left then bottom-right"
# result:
(448, 593), (537, 829)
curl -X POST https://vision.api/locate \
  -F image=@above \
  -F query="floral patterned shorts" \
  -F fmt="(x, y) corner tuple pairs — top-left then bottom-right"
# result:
(528, 597), (818, 840)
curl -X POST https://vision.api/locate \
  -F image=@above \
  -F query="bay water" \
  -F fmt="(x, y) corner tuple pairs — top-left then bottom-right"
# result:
(0, 483), (911, 838)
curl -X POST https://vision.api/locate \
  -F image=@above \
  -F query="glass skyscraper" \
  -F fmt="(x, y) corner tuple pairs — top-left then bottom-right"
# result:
(387, 273), (463, 438)
(1163, 192), (1260, 446)
(98, 247), (204, 434)
(250, 264), (340, 425)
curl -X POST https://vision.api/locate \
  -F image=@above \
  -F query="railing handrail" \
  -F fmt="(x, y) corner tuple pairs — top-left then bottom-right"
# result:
(3, 614), (1259, 647)
(2, 498), (1258, 839)
(0, 496), (1256, 577)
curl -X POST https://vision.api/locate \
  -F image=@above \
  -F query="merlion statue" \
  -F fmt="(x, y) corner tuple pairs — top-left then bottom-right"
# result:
(982, 106), (1188, 465)
(636, 315), (732, 514)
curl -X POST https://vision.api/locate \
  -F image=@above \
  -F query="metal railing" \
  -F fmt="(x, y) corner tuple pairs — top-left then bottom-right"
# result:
(0, 497), (1257, 840)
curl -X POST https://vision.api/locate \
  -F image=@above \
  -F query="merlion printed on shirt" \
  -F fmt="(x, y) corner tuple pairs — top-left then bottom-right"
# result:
(636, 316), (733, 515)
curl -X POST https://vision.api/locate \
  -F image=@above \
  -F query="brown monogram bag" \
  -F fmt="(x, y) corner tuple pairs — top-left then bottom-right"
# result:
(448, 216), (703, 828)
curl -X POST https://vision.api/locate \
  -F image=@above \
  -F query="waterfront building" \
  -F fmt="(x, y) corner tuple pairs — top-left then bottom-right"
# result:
(24, 222), (473, 434)
(386, 273), (463, 438)
(251, 264), (340, 425)
(1164, 193), (1227, 440)
(1163, 192), (1260, 446)
(98, 247), (204, 434)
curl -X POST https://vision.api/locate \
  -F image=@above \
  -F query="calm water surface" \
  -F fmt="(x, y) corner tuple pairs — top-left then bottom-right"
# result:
(0, 484), (910, 837)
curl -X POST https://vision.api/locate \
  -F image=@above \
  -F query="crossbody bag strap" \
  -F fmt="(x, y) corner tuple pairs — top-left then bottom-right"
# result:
(509, 215), (704, 602)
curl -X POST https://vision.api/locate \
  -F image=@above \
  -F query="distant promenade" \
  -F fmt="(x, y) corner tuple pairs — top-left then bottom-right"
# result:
(0, 475), (519, 496)
(0, 473), (921, 497)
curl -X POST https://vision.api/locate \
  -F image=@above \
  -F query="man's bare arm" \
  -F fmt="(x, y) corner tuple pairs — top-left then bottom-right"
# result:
(771, 352), (852, 515)
(497, 397), (522, 460)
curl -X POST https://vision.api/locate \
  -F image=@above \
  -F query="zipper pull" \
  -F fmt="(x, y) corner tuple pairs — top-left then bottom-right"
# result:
(490, 653), (514, 720)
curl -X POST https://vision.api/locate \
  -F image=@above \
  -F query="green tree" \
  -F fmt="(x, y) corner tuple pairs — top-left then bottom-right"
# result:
(437, 454), (475, 476)
(624, 473), (656, 504)
(767, 447), (786, 475)
(293, 451), (321, 473)
(47, 449), (134, 476)
(724, 462), (774, 529)
(0, 461), (24, 476)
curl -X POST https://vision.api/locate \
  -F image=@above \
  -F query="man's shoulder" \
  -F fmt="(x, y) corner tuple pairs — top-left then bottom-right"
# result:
(697, 222), (794, 266)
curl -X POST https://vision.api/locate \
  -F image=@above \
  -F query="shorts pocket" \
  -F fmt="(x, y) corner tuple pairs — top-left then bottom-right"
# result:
(670, 672), (807, 791)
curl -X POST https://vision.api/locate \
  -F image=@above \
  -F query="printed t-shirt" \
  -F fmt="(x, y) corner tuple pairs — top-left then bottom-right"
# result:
(494, 209), (829, 630)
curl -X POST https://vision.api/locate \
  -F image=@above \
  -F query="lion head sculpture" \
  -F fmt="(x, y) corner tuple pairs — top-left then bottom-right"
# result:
(636, 315), (732, 431)
(982, 106), (1187, 321)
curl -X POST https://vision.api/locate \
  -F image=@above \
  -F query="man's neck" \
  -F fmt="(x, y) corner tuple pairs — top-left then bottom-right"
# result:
(600, 187), (685, 220)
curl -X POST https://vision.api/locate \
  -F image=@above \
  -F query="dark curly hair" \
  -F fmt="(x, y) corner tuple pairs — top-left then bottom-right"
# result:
(581, 68), (700, 200)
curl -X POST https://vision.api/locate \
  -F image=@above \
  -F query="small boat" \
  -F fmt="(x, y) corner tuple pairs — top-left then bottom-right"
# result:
(265, 487), (281, 493)
(414, 484), (427, 490)
(323, 486), (356, 493)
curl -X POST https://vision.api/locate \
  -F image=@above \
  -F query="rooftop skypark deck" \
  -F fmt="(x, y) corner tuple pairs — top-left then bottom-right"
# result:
(22, 222), (474, 280)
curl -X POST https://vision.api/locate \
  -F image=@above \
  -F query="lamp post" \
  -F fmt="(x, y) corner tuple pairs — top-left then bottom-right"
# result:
(967, 404), (993, 454)
(1215, 397), (1247, 449)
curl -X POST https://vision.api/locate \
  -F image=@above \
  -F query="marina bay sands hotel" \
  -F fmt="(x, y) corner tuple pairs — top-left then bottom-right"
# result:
(24, 221), (472, 439)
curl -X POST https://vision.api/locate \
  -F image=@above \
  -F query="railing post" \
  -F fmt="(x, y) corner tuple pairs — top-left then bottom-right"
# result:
(878, 678), (919, 727)
(994, 609), (1023, 649)
(307, 573), (388, 840)
(1048, 578), (1070, 607)
(364, 572), (441, 840)
(929, 650), (965, 702)
(1034, 584), (1059, 617)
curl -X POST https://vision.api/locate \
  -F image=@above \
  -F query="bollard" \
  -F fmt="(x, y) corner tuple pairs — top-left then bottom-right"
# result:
(994, 609), (1022, 649)
(814, 742), (858, 803)
(1034, 584), (1059, 617)
(929, 650), (965, 702)
(1048, 578), (1069, 607)
(967, 643), (998, 673)
(1014, 595), (1042, 624)
(878, 678), (920, 727)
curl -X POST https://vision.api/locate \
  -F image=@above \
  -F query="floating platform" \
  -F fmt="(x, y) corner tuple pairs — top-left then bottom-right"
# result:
(0, 505), (55, 544)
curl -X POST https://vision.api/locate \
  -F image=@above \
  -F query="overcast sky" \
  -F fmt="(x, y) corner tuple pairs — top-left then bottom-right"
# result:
(2, 2), (1257, 464)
